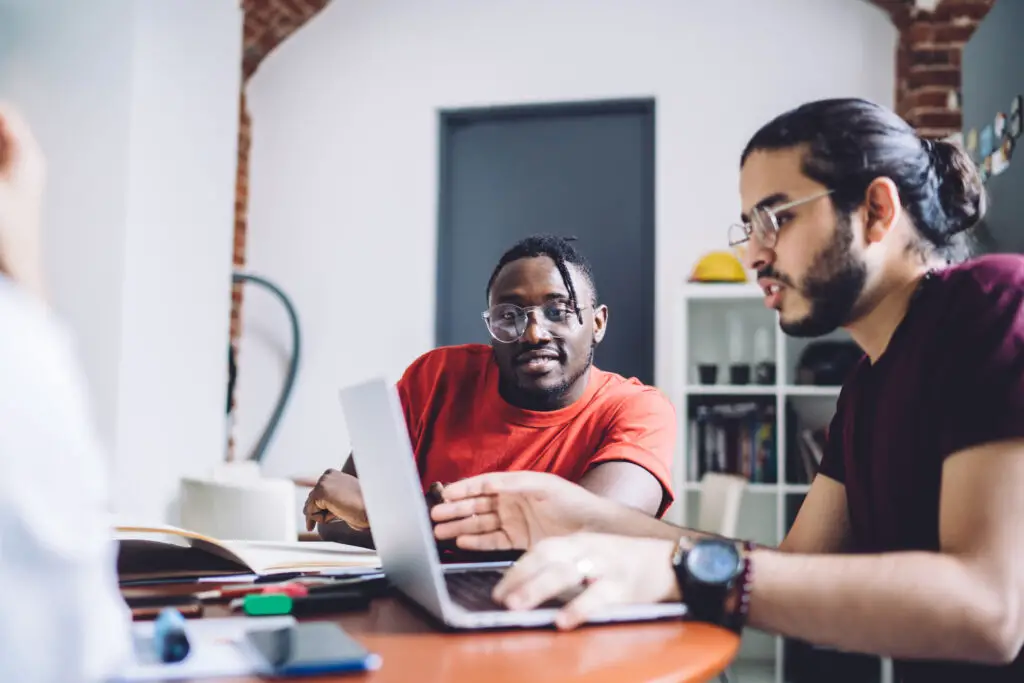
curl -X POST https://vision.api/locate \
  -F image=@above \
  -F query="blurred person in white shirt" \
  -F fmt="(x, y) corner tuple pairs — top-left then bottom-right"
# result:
(0, 104), (131, 682)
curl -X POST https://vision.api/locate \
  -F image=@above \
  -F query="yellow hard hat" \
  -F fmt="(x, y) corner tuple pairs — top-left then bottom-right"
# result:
(688, 251), (748, 283)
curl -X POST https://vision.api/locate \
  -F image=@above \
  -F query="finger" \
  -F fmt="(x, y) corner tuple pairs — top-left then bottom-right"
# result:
(430, 497), (497, 523)
(0, 106), (23, 169)
(439, 475), (491, 502)
(303, 497), (333, 531)
(455, 531), (513, 552)
(301, 488), (320, 517)
(432, 511), (500, 540)
(555, 580), (617, 631)
(499, 559), (582, 612)
(492, 540), (566, 604)
(316, 510), (338, 525)
(0, 105), (42, 176)
(303, 500), (322, 531)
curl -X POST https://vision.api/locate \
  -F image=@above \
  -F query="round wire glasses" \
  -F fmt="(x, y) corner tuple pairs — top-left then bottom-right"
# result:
(481, 302), (587, 343)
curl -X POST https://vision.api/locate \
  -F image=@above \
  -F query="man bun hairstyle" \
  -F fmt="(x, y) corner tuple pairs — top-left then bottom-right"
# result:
(924, 137), (987, 239)
(740, 98), (987, 263)
(486, 234), (598, 324)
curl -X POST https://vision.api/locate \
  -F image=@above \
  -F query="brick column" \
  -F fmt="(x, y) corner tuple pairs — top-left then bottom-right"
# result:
(228, 0), (330, 459)
(872, 0), (995, 139)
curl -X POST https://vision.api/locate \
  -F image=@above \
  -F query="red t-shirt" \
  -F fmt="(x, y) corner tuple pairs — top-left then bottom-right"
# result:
(818, 254), (1024, 682)
(395, 344), (677, 514)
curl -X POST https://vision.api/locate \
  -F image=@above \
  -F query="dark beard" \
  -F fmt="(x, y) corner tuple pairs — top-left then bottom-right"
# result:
(499, 344), (595, 411)
(778, 214), (867, 338)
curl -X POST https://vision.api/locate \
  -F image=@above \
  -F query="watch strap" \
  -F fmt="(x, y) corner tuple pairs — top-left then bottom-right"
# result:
(724, 553), (753, 633)
(685, 576), (730, 624)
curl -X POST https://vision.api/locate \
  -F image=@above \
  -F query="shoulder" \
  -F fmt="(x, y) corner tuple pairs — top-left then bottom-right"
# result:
(590, 368), (676, 425)
(925, 256), (1024, 375)
(399, 343), (494, 385)
(932, 255), (1024, 332)
(937, 254), (1024, 307)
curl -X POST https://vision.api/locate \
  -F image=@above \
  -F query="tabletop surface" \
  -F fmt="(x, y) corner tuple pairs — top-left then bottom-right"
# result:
(173, 593), (740, 683)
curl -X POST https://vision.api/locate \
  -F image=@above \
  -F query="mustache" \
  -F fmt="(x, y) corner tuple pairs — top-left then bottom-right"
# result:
(757, 266), (795, 288)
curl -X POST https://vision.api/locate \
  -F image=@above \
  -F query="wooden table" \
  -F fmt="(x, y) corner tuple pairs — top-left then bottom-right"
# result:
(130, 587), (740, 683)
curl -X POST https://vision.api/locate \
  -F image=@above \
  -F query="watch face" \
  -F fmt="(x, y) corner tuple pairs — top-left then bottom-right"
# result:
(687, 541), (741, 584)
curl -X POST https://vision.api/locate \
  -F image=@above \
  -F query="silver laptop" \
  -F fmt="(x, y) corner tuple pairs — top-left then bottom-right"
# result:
(340, 376), (686, 630)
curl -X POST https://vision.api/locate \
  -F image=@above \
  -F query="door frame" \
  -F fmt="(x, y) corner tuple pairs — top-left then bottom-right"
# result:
(435, 98), (656, 358)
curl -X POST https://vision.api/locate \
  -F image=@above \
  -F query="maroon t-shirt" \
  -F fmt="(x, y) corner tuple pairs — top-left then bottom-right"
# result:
(818, 254), (1024, 683)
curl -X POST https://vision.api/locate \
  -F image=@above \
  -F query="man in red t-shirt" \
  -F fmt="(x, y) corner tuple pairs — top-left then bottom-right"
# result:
(303, 234), (676, 547)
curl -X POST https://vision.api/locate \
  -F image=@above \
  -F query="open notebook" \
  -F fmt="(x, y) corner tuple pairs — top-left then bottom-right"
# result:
(114, 523), (380, 582)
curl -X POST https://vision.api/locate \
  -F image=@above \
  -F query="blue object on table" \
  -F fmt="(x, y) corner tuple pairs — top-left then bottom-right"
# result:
(153, 608), (191, 663)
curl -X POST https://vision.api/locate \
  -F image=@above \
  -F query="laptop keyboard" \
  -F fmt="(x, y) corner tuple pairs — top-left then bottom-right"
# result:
(445, 570), (564, 612)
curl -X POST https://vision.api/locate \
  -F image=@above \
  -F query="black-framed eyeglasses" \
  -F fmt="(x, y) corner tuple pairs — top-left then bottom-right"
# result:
(481, 302), (588, 344)
(728, 190), (834, 253)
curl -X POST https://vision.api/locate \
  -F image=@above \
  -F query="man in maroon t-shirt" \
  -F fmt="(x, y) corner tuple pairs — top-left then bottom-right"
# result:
(429, 99), (1024, 682)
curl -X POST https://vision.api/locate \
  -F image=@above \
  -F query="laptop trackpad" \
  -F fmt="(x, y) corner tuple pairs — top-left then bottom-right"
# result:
(445, 569), (584, 612)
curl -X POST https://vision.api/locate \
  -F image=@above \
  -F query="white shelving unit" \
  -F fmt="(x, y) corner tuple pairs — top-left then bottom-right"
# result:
(667, 281), (887, 683)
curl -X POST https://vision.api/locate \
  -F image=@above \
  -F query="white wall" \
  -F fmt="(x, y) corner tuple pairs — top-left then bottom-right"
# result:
(239, 0), (897, 481)
(0, 0), (135, 446)
(0, 0), (242, 522)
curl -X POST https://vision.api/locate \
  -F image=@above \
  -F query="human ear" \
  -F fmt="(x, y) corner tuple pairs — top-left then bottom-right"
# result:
(862, 177), (903, 245)
(592, 304), (608, 345)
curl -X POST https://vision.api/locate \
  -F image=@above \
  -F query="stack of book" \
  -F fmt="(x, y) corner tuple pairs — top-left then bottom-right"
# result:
(687, 401), (777, 483)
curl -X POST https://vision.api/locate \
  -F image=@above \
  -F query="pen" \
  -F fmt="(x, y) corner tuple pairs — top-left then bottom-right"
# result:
(194, 576), (337, 601)
(152, 608), (191, 663)
(201, 572), (388, 603)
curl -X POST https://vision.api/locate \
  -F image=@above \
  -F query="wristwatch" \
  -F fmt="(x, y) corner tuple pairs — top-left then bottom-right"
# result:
(671, 538), (745, 628)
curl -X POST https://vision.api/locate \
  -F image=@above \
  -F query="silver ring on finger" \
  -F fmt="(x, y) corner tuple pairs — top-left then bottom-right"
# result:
(575, 557), (597, 586)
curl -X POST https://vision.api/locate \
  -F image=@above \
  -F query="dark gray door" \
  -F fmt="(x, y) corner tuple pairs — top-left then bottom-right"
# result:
(436, 100), (655, 386)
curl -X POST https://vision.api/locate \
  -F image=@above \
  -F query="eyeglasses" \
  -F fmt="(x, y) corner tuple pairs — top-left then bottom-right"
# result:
(728, 190), (834, 253)
(481, 302), (587, 344)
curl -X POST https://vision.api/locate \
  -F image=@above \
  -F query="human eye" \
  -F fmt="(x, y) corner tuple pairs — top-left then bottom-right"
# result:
(489, 304), (520, 322)
(544, 303), (572, 322)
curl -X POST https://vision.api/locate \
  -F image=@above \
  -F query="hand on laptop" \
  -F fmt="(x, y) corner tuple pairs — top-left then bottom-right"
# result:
(0, 104), (46, 298)
(430, 471), (609, 550)
(303, 469), (369, 531)
(492, 532), (680, 630)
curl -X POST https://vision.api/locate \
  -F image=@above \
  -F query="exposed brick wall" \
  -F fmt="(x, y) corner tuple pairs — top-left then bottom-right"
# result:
(228, 0), (330, 459)
(871, 0), (995, 139)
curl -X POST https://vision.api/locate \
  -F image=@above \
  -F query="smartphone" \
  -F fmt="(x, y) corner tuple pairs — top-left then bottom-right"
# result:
(245, 622), (382, 676)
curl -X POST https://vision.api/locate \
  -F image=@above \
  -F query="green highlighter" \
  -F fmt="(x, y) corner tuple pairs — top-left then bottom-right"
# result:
(243, 590), (370, 617)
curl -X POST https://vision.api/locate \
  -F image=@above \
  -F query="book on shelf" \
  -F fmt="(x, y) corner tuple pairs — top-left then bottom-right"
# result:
(797, 427), (827, 483)
(783, 397), (831, 485)
(687, 401), (777, 483)
(114, 522), (380, 582)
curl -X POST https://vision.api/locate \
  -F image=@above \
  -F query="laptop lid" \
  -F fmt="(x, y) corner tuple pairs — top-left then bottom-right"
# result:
(339, 377), (453, 618)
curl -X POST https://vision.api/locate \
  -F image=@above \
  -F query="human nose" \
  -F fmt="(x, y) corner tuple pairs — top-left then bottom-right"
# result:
(741, 233), (775, 273)
(520, 308), (553, 344)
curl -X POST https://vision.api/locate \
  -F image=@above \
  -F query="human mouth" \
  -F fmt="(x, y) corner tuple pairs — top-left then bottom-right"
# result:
(758, 279), (785, 310)
(515, 349), (561, 374)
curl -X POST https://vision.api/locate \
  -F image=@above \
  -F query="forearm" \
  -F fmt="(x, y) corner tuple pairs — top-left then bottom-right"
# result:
(590, 498), (760, 546)
(745, 549), (1017, 664)
(317, 520), (375, 550)
(589, 502), (699, 542)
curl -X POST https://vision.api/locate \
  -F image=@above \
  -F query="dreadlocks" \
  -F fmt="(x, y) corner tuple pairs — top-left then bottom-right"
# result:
(485, 234), (598, 324)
